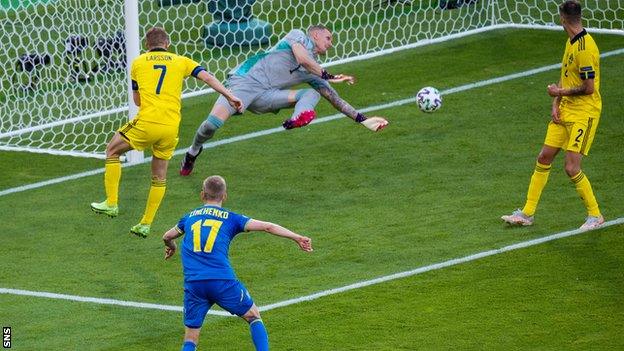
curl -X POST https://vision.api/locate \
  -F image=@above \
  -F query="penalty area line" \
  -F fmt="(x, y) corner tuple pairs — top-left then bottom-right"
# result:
(1, 217), (622, 315)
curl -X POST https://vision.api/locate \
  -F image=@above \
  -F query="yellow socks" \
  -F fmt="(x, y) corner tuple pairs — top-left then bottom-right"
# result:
(522, 162), (551, 216)
(104, 157), (121, 206)
(571, 171), (601, 217)
(140, 178), (167, 225)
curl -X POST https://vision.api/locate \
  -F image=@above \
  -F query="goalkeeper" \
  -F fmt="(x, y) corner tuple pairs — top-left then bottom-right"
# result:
(180, 25), (388, 176)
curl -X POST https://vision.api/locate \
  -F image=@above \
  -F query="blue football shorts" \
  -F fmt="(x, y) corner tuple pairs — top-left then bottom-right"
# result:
(183, 279), (254, 328)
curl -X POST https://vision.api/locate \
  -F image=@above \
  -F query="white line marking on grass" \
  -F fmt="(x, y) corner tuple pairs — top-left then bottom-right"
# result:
(1, 47), (623, 199)
(0, 288), (231, 316)
(2, 218), (622, 314)
(257, 217), (624, 312)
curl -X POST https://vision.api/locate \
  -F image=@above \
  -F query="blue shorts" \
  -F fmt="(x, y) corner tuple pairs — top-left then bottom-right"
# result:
(183, 279), (254, 328)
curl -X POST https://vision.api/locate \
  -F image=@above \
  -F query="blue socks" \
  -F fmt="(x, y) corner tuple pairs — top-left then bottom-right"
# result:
(181, 341), (196, 351)
(250, 319), (269, 351)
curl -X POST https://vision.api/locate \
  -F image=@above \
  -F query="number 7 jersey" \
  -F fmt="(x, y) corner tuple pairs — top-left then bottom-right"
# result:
(176, 205), (251, 282)
(130, 48), (205, 127)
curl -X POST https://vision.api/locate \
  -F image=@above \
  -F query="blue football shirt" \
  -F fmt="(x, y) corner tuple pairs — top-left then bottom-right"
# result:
(176, 205), (251, 282)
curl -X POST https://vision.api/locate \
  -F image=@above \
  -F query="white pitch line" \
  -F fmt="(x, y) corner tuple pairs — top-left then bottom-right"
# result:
(1, 217), (623, 314)
(1, 47), (623, 198)
(0, 288), (230, 317)
(258, 217), (624, 312)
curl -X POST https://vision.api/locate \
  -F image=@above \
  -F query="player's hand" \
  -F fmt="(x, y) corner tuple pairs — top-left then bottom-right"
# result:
(361, 117), (388, 132)
(164, 243), (177, 260)
(547, 84), (561, 97)
(295, 236), (313, 252)
(228, 95), (244, 113)
(329, 74), (356, 85)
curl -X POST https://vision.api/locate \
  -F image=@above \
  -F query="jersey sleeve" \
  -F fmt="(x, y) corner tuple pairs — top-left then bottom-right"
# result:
(234, 213), (251, 234)
(284, 29), (308, 48)
(130, 59), (139, 91)
(176, 214), (189, 233)
(183, 56), (206, 78)
(576, 50), (597, 80)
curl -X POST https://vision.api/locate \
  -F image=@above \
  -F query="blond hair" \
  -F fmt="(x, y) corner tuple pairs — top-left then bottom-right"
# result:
(202, 175), (227, 201)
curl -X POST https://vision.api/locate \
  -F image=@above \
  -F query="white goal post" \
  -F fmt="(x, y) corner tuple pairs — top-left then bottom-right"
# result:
(0, 0), (622, 161)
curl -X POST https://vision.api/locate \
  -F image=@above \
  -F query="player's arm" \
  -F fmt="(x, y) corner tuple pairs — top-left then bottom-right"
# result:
(314, 83), (388, 132)
(196, 70), (243, 112)
(130, 62), (141, 107)
(548, 80), (562, 123)
(291, 43), (324, 76)
(132, 91), (141, 107)
(291, 43), (355, 84)
(548, 78), (594, 97)
(244, 219), (313, 252)
(163, 226), (184, 260)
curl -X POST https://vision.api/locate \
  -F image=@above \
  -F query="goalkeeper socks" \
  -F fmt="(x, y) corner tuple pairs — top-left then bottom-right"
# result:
(104, 156), (121, 206)
(249, 319), (269, 351)
(522, 161), (551, 216)
(571, 171), (601, 217)
(292, 88), (320, 119)
(140, 178), (166, 225)
(181, 341), (196, 351)
(190, 114), (223, 156)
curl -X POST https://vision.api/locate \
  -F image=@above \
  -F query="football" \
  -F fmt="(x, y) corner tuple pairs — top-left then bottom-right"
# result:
(416, 86), (442, 112)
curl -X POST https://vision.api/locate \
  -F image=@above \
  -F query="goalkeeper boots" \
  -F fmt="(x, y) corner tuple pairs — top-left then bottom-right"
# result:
(130, 223), (150, 238)
(283, 110), (316, 130)
(501, 209), (534, 226)
(180, 146), (203, 176)
(90, 201), (119, 218)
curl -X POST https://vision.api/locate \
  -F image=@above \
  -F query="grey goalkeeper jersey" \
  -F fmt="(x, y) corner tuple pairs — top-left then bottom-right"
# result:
(230, 29), (330, 91)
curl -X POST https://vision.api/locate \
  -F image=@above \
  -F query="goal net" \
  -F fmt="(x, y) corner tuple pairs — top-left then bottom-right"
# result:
(0, 0), (621, 159)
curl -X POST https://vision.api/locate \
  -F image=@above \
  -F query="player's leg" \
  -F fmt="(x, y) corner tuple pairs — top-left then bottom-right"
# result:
(520, 144), (559, 217)
(242, 305), (269, 351)
(213, 280), (268, 351)
(181, 79), (258, 176)
(130, 156), (168, 237)
(90, 132), (132, 217)
(182, 103), (232, 171)
(563, 118), (603, 230)
(131, 129), (176, 237)
(502, 121), (563, 225)
(282, 89), (320, 129)
(180, 281), (212, 351)
(181, 328), (201, 351)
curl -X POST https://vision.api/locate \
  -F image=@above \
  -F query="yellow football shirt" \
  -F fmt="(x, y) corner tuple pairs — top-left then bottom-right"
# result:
(559, 29), (601, 119)
(131, 49), (203, 127)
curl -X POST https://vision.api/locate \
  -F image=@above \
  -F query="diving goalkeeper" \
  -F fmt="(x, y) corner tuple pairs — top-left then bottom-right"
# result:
(180, 25), (388, 175)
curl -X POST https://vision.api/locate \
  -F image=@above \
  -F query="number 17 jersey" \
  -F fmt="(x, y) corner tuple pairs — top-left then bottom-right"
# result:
(176, 205), (251, 282)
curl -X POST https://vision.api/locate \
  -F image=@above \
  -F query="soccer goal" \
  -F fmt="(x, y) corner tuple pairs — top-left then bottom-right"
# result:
(0, 0), (622, 161)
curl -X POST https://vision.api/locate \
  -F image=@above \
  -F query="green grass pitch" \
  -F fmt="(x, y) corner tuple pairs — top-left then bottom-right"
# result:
(1, 28), (623, 350)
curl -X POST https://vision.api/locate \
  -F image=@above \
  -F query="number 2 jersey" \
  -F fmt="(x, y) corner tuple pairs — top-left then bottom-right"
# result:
(176, 205), (251, 282)
(130, 48), (205, 127)
(559, 29), (601, 120)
